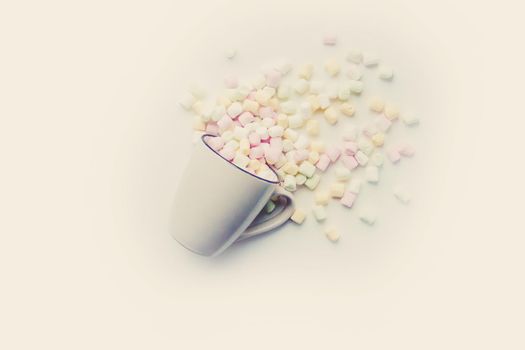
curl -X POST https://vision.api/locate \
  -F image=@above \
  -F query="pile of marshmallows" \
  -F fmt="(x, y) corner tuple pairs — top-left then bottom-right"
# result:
(179, 36), (419, 242)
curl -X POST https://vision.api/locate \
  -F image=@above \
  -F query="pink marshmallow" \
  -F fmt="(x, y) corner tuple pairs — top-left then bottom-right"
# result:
(259, 107), (275, 119)
(207, 136), (224, 151)
(217, 115), (233, 131)
(363, 123), (378, 137)
(340, 191), (357, 208)
(205, 123), (219, 135)
(238, 112), (255, 126)
(341, 155), (359, 170)
(249, 146), (264, 159)
(375, 115), (392, 132)
(294, 149), (310, 163)
(219, 147), (235, 161)
(270, 137), (283, 152)
(325, 146), (341, 162)
(386, 147), (401, 163)
(264, 147), (281, 165)
(248, 132), (261, 146)
(224, 75), (238, 89)
(316, 154), (331, 171)
(399, 143), (415, 157)
(265, 70), (282, 88)
(247, 91), (257, 100)
(323, 34), (337, 46)
(342, 141), (358, 156)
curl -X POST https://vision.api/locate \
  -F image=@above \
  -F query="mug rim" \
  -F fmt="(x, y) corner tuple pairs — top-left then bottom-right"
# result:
(201, 134), (280, 185)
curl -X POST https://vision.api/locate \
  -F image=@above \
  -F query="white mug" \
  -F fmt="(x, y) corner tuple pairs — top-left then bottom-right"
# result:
(170, 134), (295, 256)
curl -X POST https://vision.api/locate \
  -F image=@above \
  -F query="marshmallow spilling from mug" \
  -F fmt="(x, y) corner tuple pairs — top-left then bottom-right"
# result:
(175, 36), (419, 253)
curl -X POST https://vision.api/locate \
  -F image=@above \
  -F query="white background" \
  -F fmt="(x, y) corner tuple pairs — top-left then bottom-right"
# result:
(1, 0), (524, 349)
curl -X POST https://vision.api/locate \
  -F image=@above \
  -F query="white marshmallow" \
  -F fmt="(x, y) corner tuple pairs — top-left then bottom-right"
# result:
(299, 161), (316, 178)
(348, 178), (362, 194)
(325, 227), (340, 242)
(393, 185), (411, 204)
(280, 101), (297, 114)
(348, 80), (364, 94)
(346, 49), (363, 64)
(268, 125), (284, 138)
(179, 93), (196, 110)
(402, 113), (419, 126)
(312, 205), (327, 222)
(359, 209), (376, 225)
(277, 84), (292, 100)
(288, 114), (305, 129)
(335, 166), (351, 181)
(363, 52), (379, 67)
(378, 65), (394, 80)
(283, 175), (297, 192)
(294, 79), (310, 95)
(365, 166), (379, 183)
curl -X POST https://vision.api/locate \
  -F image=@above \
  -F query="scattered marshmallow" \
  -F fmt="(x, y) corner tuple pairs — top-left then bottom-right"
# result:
(340, 190), (357, 208)
(304, 174), (321, 190)
(291, 209), (306, 224)
(363, 52), (379, 67)
(401, 113), (419, 126)
(325, 227), (340, 242)
(315, 190), (331, 205)
(335, 166), (351, 181)
(368, 97), (385, 113)
(393, 185), (411, 204)
(365, 166), (379, 183)
(324, 58), (341, 77)
(323, 34), (337, 46)
(359, 209), (376, 225)
(346, 50), (363, 64)
(312, 205), (327, 221)
(330, 182), (345, 198)
(179, 93), (196, 110)
(225, 48), (237, 59)
(378, 65), (394, 80)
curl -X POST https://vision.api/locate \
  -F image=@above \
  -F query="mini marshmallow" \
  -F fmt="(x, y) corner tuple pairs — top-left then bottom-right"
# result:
(238, 112), (255, 126)
(283, 128), (298, 141)
(338, 83), (351, 101)
(270, 137), (283, 151)
(307, 95), (321, 111)
(346, 49), (363, 64)
(225, 48), (237, 59)
(324, 107), (338, 125)
(355, 151), (369, 166)
(324, 58), (340, 77)
(342, 141), (358, 156)
(348, 178), (362, 194)
(277, 84), (292, 100)
(315, 190), (330, 205)
(340, 103), (355, 117)
(294, 79), (310, 95)
(276, 114), (289, 128)
(233, 152), (250, 168)
(294, 135), (310, 150)
(359, 209), (376, 225)
(358, 137), (374, 155)
(371, 152), (384, 167)
(283, 174), (297, 192)
(363, 52), (379, 67)
(306, 119), (320, 136)
(283, 162), (299, 175)
(274, 154), (287, 169)
(282, 139), (294, 152)
(378, 65), (394, 80)
(264, 147), (281, 165)
(262, 86), (276, 99)
(341, 155), (359, 170)
(368, 97), (385, 113)
(310, 140), (325, 153)
(227, 102), (243, 117)
(295, 174), (307, 185)
(239, 138), (250, 155)
(310, 81), (325, 94)
(216, 95), (231, 107)
(323, 34), (337, 46)
(207, 136), (225, 151)
(264, 200), (276, 213)
(399, 143), (415, 157)
(233, 126), (249, 141)
(290, 209), (306, 224)
(325, 146), (341, 162)
(221, 130), (234, 142)
(335, 166), (351, 182)
(304, 174), (321, 190)
(308, 151), (320, 164)
(384, 104), (400, 120)
(193, 116), (206, 131)
(312, 205), (327, 222)
(330, 182), (345, 198)
(217, 115), (233, 131)
(393, 185), (411, 204)
(276, 60), (292, 75)
(340, 190), (357, 208)
(371, 133), (385, 147)
(243, 99), (259, 114)
(268, 125), (284, 138)
(346, 64), (363, 80)
(401, 113), (419, 126)
(224, 139), (239, 151)
(224, 75), (238, 89)
(259, 106), (275, 119)
(256, 126), (269, 140)
(316, 154), (331, 171)
(325, 227), (340, 242)
(363, 123), (379, 137)
(366, 166), (379, 183)
(248, 132), (261, 146)
(386, 147), (401, 163)
(248, 159), (261, 171)
(348, 80), (364, 94)
(288, 114), (305, 129)
(265, 70), (282, 88)
(298, 63), (314, 80)
(375, 115), (392, 132)
(280, 101), (297, 114)
(299, 102), (312, 118)
(318, 94), (331, 109)
(219, 147), (235, 161)
(179, 93), (196, 110)
(342, 125), (358, 141)
(299, 161), (316, 178)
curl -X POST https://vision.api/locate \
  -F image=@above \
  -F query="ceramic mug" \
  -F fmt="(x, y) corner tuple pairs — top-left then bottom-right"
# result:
(169, 134), (295, 256)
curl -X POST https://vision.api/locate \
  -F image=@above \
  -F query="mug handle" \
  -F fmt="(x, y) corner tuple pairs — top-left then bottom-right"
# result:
(235, 186), (295, 242)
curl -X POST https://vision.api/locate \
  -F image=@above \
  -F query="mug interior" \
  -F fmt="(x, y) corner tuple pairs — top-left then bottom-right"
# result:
(202, 134), (280, 184)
